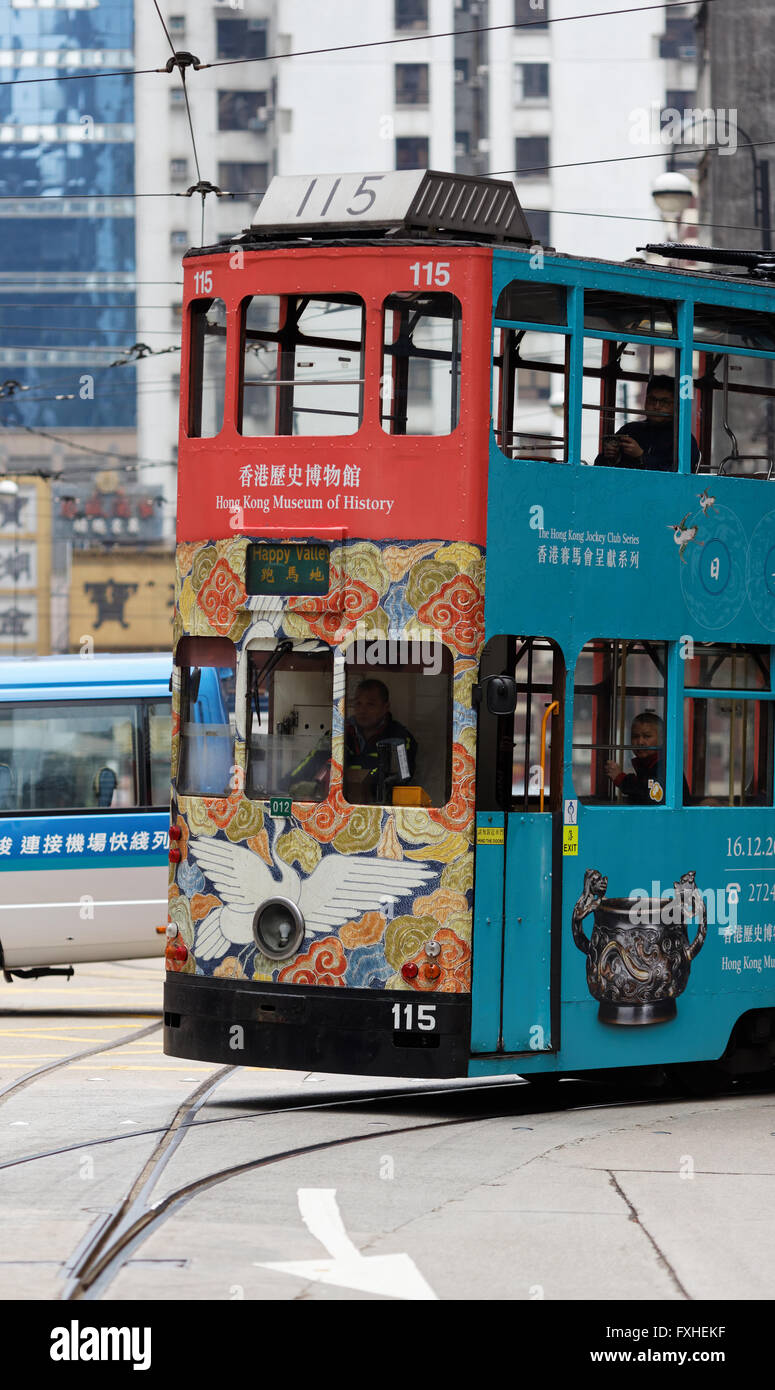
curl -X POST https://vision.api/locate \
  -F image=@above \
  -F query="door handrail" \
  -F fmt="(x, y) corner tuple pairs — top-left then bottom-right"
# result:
(539, 701), (559, 812)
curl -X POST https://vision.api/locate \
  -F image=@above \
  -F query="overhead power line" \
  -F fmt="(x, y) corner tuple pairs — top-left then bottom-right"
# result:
(0, 1), (717, 87)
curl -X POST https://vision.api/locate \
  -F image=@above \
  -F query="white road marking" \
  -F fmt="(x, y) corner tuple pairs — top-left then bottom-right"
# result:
(255, 1188), (437, 1300)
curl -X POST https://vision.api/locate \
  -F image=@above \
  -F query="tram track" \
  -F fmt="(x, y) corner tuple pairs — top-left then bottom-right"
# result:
(0, 1018), (163, 1107)
(58, 1068), (770, 1301)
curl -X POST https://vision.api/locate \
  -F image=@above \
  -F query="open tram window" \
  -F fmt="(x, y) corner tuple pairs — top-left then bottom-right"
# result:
(493, 281), (568, 462)
(691, 305), (775, 478)
(239, 293), (365, 437)
(683, 643), (773, 805)
(342, 641), (452, 806)
(175, 636), (236, 798)
(380, 292), (461, 436)
(246, 644), (333, 802)
(582, 332), (685, 472)
(573, 639), (667, 804)
(187, 298), (227, 438)
(475, 635), (563, 813)
(0, 703), (140, 812)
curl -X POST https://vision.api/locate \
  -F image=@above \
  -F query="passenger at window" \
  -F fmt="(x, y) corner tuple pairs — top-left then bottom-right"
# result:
(605, 711), (666, 804)
(595, 376), (699, 472)
(344, 679), (417, 803)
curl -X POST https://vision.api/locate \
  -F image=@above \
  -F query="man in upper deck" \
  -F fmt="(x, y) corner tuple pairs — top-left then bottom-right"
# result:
(595, 376), (700, 472)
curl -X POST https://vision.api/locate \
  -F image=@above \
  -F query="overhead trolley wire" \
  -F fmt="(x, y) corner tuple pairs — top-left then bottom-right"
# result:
(0, 0), (719, 87)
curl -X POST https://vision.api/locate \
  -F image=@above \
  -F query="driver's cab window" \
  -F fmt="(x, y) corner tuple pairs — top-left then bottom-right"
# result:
(176, 635), (236, 798)
(476, 634), (563, 812)
(343, 640), (452, 806)
(246, 644), (333, 801)
(573, 638), (667, 804)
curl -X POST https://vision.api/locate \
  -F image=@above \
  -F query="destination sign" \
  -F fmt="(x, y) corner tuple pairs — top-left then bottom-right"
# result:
(246, 542), (330, 595)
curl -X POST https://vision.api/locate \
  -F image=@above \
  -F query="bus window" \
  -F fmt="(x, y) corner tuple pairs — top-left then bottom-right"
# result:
(246, 644), (333, 801)
(583, 338), (684, 472)
(176, 636), (236, 798)
(573, 639), (667, 804)
(691, 306), (775, 477)
(0, 703), (140, 811)
(148, 700), (173, 806)
(380, 292), (461, 436)
(187, 298), (226, 437)
(343, 642), (452, 806)
(683, 643), (773, 805)
(239, 293), (365, 437)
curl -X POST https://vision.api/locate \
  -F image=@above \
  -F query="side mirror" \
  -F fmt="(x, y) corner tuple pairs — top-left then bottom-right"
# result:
(473, 674), (518, 717)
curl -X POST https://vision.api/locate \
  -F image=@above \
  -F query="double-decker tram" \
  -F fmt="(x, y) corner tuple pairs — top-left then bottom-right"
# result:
(164, 170), (775, 1080)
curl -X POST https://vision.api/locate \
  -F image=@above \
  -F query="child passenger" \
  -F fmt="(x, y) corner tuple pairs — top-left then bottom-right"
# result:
(605, 710), (666, 805)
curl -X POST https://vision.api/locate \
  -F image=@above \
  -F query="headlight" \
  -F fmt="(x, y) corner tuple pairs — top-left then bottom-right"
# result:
(252, 897), (304, 960)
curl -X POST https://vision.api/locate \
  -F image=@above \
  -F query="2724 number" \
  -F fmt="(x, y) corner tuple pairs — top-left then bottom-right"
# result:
(392, 1002), (437, 1031)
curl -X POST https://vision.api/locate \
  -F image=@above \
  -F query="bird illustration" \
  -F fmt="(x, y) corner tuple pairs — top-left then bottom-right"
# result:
(189, 835), (437, 959)
(668, 513), (702, 563)
(698, 489), (717, 515)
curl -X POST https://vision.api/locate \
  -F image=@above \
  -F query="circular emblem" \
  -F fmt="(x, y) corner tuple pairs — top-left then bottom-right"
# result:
(680, 503), (746, 630)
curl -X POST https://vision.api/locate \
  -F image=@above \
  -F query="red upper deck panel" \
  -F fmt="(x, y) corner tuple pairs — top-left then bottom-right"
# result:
(177, 246), (492, 545)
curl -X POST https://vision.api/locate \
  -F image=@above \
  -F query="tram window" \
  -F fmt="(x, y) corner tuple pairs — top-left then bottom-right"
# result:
(239, 293), (365, 437)
(573, 640), (667, 804)
(583, 289), (677, 339)
(693, 304), (775, 352)
(148, 700), (173, 806)
(583, 338), (682, 471)
(692, 348), (775, 479)
(495, 281), (566, 327)
(475, 635), (563, 813)
(0, 703), (140, 811)
(342, 643), (452, 807)
(380, 293), (461, 436)
(683, 643), (773, 807)
(187, 298), (226, 438)
(246, 645), (333, 802)
(493, 327), (568, 461)
(176, 636), (236, 799)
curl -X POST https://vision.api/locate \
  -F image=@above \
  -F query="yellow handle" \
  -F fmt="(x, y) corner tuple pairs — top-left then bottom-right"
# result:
(539, 701), (559, 812)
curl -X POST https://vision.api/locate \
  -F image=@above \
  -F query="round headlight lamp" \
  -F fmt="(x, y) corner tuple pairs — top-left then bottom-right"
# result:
(252, 897), (305, 960)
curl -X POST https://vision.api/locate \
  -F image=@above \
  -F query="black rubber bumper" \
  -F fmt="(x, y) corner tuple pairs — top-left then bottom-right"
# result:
(164, 972), (472, 1078)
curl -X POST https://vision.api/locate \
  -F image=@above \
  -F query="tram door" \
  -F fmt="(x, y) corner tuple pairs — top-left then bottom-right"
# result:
(472, 636), (563, 1055)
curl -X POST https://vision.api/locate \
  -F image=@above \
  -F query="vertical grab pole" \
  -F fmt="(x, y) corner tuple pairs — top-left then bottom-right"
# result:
(539, 701), (559, 812)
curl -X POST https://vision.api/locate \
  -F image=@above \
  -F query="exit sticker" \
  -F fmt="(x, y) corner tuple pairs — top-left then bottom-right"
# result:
(562, 827), (579, 856)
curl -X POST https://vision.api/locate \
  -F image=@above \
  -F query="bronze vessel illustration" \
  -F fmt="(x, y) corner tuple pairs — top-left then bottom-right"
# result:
(571, 868), (707, 1025)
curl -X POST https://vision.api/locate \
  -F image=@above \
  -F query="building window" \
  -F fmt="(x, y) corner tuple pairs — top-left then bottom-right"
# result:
(514, 63), (549, 102)
(170, 230), (188, 251)
(455, 57), (470, 84)
(660, 16), (696, 59)
(168, 15), (185, 36)
(216, 19), (267, 61)
(515, 137), (549, 179)
(170, 158), (188, 181)
(396, 136), (429, 170)
(217, 162), (269, 196)
(526, 208), (550, 244)
(395, 0), (428, 31)
(515, 0), (549, 27)
(395, 63), (429, 106)
(455, 130), (471, 157)
(217, 91), (269, 132)
(169, 89), (186, 109)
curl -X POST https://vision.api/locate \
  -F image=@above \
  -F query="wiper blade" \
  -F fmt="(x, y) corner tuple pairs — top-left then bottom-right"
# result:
(250, 639), (292, 729)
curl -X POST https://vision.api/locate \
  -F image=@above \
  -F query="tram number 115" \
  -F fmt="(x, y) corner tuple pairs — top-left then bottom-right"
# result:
(392, 1002), (437, 1031)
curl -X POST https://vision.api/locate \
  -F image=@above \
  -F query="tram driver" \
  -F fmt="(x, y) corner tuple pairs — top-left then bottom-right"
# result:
(343, 679), (418, 804)
(595, 376), (699, 472)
